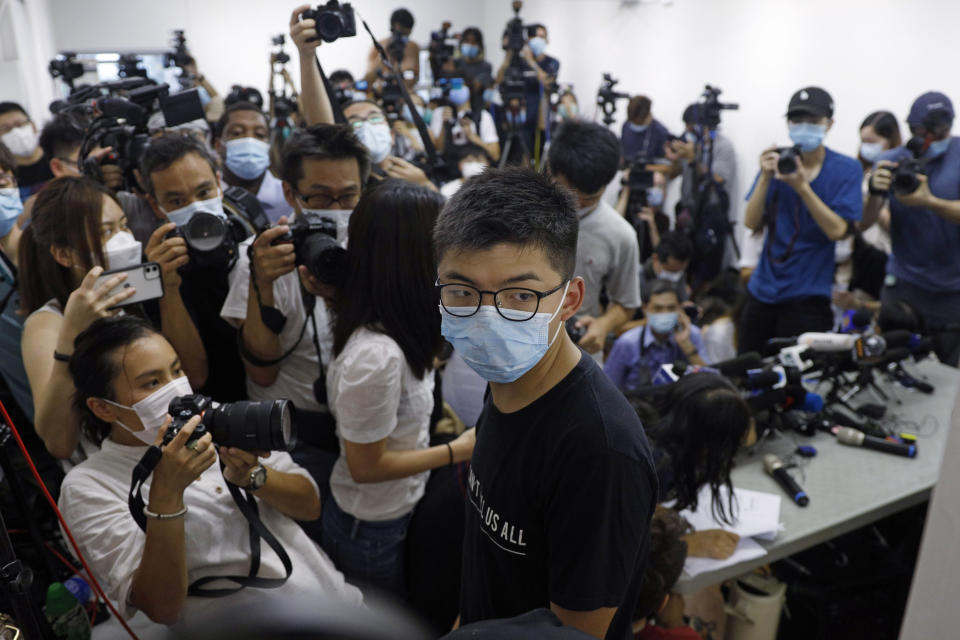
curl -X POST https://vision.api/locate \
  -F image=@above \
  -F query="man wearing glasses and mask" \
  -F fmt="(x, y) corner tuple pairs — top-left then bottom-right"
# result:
(435, 167), (657, 640)
(221, 124), (370, 504)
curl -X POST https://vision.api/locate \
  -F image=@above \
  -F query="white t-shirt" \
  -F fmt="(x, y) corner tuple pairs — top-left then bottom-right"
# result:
(702, 317), (736, 365)
(430, 107), (499, 147)
(440, 178), (464, 199)
(327, 327), (434, 522)
(220, 237), (333, 413)
(58, 440), (362, 628)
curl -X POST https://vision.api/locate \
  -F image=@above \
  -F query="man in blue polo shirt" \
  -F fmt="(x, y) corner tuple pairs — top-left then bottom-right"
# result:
(866, 92), (960, 365)
(738, 87), (862, 354)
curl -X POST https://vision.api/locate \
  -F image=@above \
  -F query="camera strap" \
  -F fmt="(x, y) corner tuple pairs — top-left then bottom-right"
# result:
(236, 287), (317, 368)
(246, 240), (288, 334)
(128, 449), (292, 596)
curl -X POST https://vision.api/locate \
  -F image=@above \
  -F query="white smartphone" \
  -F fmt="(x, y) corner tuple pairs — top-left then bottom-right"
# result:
(94, 262), (164, 309)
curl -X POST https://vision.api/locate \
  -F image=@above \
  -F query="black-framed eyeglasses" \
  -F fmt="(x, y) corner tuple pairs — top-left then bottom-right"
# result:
(295, 189), (360, 210)
(437, 280), (568, 322)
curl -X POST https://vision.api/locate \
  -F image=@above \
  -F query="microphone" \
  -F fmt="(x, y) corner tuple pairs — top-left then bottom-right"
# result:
(834, 426), (917, 458)
(714, 352), (764, 378)
(797, 332), (858, 352)
(744, 368), (785, 391)
(763, 454), (809, 506)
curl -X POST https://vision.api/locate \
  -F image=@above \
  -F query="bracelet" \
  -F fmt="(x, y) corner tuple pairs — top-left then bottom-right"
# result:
(445, 442), (454, 466)
(143, 505), (188, 520)
(53, 351), (72, 362)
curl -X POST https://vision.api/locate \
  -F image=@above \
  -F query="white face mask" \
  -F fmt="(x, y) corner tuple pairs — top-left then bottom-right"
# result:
(1, 123), (38, 158)
(102, 376), (193, 445)
(658, 269), (684, 283)
(460, 161), (486, 179)
(103, 230), (142, 271)
(835, 237), (854, 264)
(161, 193), (225, 228)
(356, 121), (393, 164)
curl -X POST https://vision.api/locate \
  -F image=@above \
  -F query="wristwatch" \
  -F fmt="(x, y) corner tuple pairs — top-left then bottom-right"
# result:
(247, 464), (268, 492)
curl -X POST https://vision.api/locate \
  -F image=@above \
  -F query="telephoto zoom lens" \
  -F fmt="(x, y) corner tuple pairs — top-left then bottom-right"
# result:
(205, 400), (297, 451)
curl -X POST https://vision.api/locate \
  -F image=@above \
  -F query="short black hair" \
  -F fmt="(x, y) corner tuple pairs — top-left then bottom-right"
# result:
(526, 24), (547, 38)
(390, 8), (414, 30)
(0, 102), (27, 119)
(628, 96), (652, 123)
(461, 27), (484, 50)
(634, 508), (690, 621)
(643, 279), (680, 305)
(548, 120), (621, 194)
(329, 69), (355, 86)
(682, 103), (702, 125)
(451, 142), (492, 166)
(0, 143), (15, 174)
(39, 115), (84, 160)
(434, 167), (578, 277)
(280, 123), (371, 188)
(656, 231), (694, 264)
(216, 101), (268, 139)
(139, 134), (220, 197)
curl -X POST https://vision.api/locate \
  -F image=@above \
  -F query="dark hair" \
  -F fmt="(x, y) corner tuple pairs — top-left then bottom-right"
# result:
(461, 27), (484, 52)
(0, 143), (15, 174)
(69, 316), (161, 444)
(39, 115), (84, 161)
(634, 508), (690, 621)
(642, 278), (680, 306)
(280, 124), (372, 188)
(332, 179), (443, 379)
(859, 110), (903, 170)
(390, 8), (414, 30)
(645, 373), (751, 524)
(526, 23), (547, 38)
(139, 134), (220, 197)
(451, 142), (492, 168)
(329, 69), (355, 86)
(628, 96), (652, 123)
(19, 177), (119, 314)
(216, 101), (268, 140)
(434, 167), (578, 278)
(547, 120), (621, 194)
(655, 231), (693, 264)
(0, 102), (27, 119)
(682, 103), (702, 125)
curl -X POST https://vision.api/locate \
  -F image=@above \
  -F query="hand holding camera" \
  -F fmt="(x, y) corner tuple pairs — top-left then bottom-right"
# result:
(220, 446), (271, 488)
(146, 223), (189, 289)
(290, 4), (321, 53)
(254, 222), (298, 288)
(150, 415), (216, 511)
(893, 173), (935, 208)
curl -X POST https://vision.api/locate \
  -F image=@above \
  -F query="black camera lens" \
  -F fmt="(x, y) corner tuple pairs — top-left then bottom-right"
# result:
(300, 233), (346, 284)
(892, 170), (920, 195)
(184, 212), (227, 252)
(777, 147), (800, 175)
(316, 13), (346, 41)
(206, 400), (297, 451)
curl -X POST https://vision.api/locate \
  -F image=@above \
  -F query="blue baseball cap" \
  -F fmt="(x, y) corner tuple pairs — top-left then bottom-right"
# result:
(907, 92), (954, 125)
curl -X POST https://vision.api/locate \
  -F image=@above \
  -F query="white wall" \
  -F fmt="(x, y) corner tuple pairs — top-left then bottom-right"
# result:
(1, 0), (57, 122)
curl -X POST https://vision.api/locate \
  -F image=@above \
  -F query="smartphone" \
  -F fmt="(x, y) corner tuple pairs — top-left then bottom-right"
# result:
(94, 262), (164, 309)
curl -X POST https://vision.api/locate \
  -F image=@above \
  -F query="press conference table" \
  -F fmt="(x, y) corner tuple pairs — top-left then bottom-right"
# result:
(674, 359), (960, 594)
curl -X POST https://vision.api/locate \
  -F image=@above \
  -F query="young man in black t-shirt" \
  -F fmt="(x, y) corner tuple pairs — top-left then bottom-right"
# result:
(434, 167), (658, 639)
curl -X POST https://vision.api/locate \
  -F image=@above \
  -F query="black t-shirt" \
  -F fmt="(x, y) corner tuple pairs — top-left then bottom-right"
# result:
(16, 156), (53, 198)
(454, 59), (494, 88)
(459, 353), (658, 640)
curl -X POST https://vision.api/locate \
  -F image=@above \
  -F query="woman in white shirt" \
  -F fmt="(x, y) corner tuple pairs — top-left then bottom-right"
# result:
(324, 179), (475, 595)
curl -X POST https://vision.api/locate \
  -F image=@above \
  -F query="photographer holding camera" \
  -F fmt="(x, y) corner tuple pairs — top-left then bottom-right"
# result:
(621, 96), (673, 163)
(59, 315), (361, 626)
(739, 87), (862, 354)
(866, 92), (960, 365)
(364, 8), (420, 89)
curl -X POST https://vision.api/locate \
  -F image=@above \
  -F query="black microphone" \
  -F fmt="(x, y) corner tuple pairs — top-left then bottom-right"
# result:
(763, 454), (809, 506)
(714, 352), (764, 378)
(744, 368), (783, 390)
(834, 426), (917, 458)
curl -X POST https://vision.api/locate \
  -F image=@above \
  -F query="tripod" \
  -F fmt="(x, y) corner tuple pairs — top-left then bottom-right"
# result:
(499, 101), (531, 169)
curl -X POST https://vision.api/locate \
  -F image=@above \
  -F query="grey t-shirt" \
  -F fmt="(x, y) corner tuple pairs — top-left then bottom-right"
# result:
(574, 199), (641, 319)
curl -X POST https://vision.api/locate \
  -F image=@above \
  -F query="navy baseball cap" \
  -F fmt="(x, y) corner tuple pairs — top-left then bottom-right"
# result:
(907, 92), (954, 125)
(787, 87), (834, 119)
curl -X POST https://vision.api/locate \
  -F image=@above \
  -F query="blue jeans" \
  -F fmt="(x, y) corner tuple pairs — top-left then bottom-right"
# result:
(320, 495), (412, 597)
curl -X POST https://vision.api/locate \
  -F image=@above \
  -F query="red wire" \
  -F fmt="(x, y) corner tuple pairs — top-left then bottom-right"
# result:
(0, 399), (141, 640)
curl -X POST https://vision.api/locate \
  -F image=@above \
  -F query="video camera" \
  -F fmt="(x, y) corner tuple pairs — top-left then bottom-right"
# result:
(699, 85), (738, 129)
(271, 34), (291, 65)
(503, 0), (529, 53)
(48, 53), (85, 90)
(165, 394), (296, 452)
(597, 73), (629, 126)
(271, 211), (346, 285)
(428, 21), (457, 80)
(302, 0), (357, 43)
(376, 71), (405, 119)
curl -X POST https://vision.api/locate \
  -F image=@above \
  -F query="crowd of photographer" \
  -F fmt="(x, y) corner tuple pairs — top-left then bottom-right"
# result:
(0, 0), (958, 638)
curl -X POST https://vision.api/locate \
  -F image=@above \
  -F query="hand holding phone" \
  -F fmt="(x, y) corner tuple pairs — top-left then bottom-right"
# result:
(93, 262), (164, 309)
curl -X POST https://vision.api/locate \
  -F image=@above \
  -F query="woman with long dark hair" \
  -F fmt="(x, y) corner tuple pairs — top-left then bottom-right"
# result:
(324, 179), (475, 595)
(630, 373), (755, 559)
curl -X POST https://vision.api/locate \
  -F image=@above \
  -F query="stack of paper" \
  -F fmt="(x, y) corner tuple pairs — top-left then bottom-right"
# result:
(677, 486), (783, 578)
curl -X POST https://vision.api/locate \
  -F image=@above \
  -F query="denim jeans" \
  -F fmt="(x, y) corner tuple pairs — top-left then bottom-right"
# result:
(320, 495), (413, 597)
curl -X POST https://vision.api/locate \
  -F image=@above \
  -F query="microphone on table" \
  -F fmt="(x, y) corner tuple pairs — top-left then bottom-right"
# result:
(763, 454), (809, 506)
(834, 426), (917, 458)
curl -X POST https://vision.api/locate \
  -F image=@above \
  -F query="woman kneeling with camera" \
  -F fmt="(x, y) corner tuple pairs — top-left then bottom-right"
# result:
(59, 315), (361, 627)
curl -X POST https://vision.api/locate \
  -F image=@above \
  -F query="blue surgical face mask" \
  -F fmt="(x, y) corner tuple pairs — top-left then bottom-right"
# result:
(558, 104), (578, 120)
(925, 137), (951, 159)
(859, 141), (884, 163)
(627, 122), (649, 134)
(224, 137), (271, 180)
(528, 37), (547, 58)
(422, 108), (433, 125)
(482, 88), (497, 104)
(788, 122), (827, 153)
(449, 86), (471, 107)
(197, 85), (212, 107)
(401, 103), (425, 124)
(460, 43), (479, 59)
(162, 192), (225, 228)
(0, 188), (23, 238)
(441, 281), (570, 383)
(646, 187), (664, 208)
(648, 311), (678, 335)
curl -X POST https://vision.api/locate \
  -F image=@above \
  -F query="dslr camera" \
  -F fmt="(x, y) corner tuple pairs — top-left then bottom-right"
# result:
(271, 211), (346, 285)
(890, 137), (928, 195)
(165, 394), (296, 451)
(775, 145), (802, 175)
(302, 0), (356, 43)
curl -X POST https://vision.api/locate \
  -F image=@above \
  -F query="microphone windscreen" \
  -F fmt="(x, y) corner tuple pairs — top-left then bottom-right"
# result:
(745, 369), (781, 390)
(800, 391), (824, 413)
(715, 352), (764, 378)
(851, 308), (873, 328)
